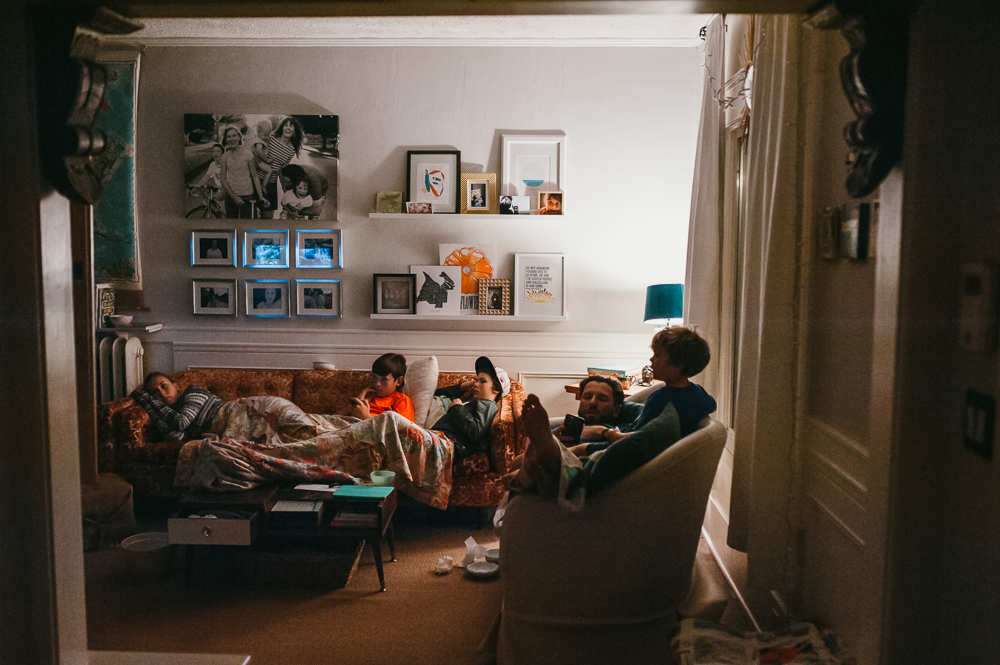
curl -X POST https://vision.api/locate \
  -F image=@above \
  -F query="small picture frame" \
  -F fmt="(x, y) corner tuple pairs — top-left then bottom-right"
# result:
(478, 278), (511, 315)
(375, 191), (403, 214)
(538, 191), (564, 215)
(245, 279), (290, 317)
(406, 149), (461, 214)
(191, 229), (236, 267)
(296, 279), (341, 318)
(192, 279), (237, 316)
(295, 229), (342, 268)
(406, 202), (433, 214)
(373, 273), (417, 314)
(461, 173), (498, 214)
(243, 229), (289, 268)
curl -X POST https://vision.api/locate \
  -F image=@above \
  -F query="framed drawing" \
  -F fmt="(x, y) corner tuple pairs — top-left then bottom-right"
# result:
(411, 265), (462, 315)
(501, 133), (566, 213)
(295, 229), (342, 268)
(538, 191), (564, 215)
(192, 279), (237, 316)
(296, 279), (341, 317)
(245, 279), (290, 317)
(478, 279), (511, 315)
(183, 113), (339, 220)
(191, 229), (236, 267)
(461, 173), (498, 214)
(243, 229), (289, 268)
(406, 149), (461, 214)
(373, 273), (417, 314)
(514, 253), (565, 317)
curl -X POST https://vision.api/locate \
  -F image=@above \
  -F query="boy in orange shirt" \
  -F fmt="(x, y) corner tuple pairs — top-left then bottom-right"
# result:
(343, 353), (415, 422)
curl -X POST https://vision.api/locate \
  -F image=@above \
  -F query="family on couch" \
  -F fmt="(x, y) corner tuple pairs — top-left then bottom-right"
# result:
(128, 326), (714, 511)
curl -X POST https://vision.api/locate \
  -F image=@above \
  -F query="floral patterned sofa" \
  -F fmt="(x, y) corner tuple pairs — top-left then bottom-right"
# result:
(97, 357), (527, 509)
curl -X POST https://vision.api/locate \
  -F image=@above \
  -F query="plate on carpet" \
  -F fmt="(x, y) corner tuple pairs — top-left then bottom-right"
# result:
(467, 561), (499, 578)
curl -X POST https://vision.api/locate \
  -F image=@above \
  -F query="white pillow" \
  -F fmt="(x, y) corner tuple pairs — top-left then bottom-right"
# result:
(403, 355), (439, 427)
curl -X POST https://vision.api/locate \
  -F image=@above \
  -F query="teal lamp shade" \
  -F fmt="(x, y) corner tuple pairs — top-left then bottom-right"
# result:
(644, 284), (684, 324)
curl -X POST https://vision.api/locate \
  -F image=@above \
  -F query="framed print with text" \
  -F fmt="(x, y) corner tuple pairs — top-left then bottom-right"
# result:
(243, 229), (289, 268)
(191, 229), (236, 267)
(501, 133), (566, 213)
(192, 279), (237, 316)
(245, 279), (290, 317)
(406, 149), (461, 214)
(295, 229), (342, 268)
(296, 279), (341, 317)
(373, 274), (416, 314)
(513, 253), (565, 317)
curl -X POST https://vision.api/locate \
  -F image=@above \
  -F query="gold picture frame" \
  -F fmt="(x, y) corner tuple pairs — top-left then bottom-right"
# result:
(478, 278), (511, 315)
(461, 173), (498, 214)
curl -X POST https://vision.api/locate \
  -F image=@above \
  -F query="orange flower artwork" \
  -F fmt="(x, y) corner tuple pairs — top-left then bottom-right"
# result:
(443, 246), (493, 294)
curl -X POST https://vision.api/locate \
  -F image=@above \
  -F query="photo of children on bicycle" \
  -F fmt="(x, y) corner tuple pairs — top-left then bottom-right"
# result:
(184, 114), (339, 220)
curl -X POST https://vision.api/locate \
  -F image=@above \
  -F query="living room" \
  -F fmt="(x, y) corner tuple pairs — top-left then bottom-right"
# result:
(5, 0), (1000, 664)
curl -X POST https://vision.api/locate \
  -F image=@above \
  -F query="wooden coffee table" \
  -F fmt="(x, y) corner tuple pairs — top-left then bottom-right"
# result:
(171, 485), (398, 591)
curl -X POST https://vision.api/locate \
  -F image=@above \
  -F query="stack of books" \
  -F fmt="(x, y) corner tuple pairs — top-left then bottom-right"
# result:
(587, 363), (645, 389)
(329, 507), (378, 529)
(268, 500), (325, 530)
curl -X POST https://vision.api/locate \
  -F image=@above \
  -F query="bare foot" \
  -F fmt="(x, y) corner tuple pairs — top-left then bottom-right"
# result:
(521, 394), (561, 477)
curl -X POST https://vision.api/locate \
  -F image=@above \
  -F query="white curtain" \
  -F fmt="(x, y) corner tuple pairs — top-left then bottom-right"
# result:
(726, 12), (802, 599)
(684, 14), (725, 402)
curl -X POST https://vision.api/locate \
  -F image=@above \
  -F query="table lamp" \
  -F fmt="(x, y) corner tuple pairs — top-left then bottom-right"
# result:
(643, 283), (684, 328)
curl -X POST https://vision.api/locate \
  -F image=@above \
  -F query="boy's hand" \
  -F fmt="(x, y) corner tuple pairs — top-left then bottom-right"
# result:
(450, 398), (464, 407)
(357, 387), (374, 401)
(459, 379), (475, 400)
(346, 397), (371, 419)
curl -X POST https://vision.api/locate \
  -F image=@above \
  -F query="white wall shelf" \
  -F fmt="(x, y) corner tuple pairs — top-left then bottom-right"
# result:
(368, 213), (557, 220)
(370, 314), (565, 321)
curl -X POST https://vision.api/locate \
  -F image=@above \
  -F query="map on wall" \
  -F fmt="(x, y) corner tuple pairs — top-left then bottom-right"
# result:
(183, 114), (340, 221)
(93, 55), (141, 288)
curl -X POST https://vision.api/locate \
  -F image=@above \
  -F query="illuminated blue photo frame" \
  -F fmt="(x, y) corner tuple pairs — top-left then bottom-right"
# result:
(244, 279), (290, 317)
(295, 229), (343, 269)
(243, 229), (289, 268)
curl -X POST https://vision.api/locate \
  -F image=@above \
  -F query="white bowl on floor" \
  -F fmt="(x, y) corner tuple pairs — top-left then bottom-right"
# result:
(120, 532), (176, 579)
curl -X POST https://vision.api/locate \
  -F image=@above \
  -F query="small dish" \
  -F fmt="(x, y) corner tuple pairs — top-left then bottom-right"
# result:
(485, 548), (500, 564)
(466, 561), (499, 578)
(313, 362), (336, 371)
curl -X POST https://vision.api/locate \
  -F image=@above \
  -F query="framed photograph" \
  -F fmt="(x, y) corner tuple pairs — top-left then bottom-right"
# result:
(375, 191), (403, 213)
(296, 279), (341, 317)
(245, 279), (290, 317)
(295, 229), (342, 268)
(373, 273), (417, 314)
(538, 191), (564, 215)
(411, 265), (462, 315)
(243, 229), (289, 268)
(514, 253), (565, 317)
(478, 278), (511, 315)
(191, 229), (236, 266)
(183, 113), (339, 220)
(501, 133), (566, 213)
(192, 279), (237, 316)
(461, 173), (498, 214)
(406, 149), (461, 214)
(406, 202), (432, 214)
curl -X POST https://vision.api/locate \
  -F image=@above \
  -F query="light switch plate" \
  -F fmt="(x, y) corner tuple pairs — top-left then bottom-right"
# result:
(964, 389), (995, 461)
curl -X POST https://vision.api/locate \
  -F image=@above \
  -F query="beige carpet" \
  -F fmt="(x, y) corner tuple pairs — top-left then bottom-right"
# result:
(85, 521), (503, 665)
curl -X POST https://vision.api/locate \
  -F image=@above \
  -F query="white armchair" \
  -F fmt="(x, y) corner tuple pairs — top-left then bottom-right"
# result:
(489, 416), (728, 665)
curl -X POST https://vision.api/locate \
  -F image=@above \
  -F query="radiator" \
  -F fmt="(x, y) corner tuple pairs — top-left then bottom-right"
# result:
(98, 335), (144, 403)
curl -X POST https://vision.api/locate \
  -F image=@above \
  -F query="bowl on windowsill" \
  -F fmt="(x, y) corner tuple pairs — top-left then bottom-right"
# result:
(107, 314), (133, 327)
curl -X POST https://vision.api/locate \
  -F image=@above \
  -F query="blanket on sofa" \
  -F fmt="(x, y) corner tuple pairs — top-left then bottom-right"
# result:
(173, 397), (455, 509)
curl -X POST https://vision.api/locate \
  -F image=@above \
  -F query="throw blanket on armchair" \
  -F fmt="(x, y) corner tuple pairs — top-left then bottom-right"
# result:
(174, 397), (454, 509)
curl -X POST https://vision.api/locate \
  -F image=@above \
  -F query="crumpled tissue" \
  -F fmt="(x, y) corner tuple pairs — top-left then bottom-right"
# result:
(456, 536), (487, 569)
(434, 555), (454, 575)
